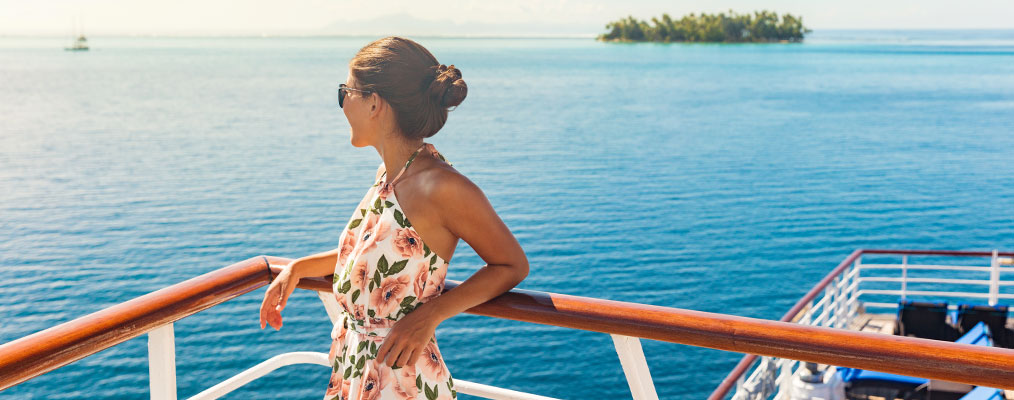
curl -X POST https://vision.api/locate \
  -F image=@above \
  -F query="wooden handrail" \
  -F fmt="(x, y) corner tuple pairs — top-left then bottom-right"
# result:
(709, 248), (1014, 400)
(286, 263), (1014, 390)
(3, 251), (1014, 393)
(0, 255), (280, 390)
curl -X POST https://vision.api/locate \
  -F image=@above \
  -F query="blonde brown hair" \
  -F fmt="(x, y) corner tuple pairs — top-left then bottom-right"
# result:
(350, 36), (467, 140)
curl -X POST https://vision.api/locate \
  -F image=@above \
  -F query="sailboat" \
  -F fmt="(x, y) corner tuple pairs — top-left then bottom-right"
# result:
(64, 17), (89, 51)
(65, 35), (89, 51)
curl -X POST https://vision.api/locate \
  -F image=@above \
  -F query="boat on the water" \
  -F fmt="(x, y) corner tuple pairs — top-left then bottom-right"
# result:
(64, 18), (88, 51)
(0, 249), (1012, 399)
(64, 34), (89, 51)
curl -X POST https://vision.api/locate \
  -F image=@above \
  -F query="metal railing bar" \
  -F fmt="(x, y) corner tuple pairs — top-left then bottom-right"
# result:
(858, 289), (1002, 299)
(860, 264), (1014, 272)
(859, 277), (1000, 285)
(189, 352), (329, 400)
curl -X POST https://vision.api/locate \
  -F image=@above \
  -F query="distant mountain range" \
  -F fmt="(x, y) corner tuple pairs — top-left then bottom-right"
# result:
(318, 12), (599, 38)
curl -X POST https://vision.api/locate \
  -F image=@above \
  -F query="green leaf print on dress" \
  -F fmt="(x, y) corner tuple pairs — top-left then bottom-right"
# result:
(325, 142), (457, 400)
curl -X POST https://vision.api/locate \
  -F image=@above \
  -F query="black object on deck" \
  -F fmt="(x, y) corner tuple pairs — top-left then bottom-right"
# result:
(894, 300), (960, 341)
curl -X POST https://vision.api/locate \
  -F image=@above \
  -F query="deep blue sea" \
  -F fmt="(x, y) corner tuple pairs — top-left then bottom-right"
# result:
(2, 30), (1013, 399)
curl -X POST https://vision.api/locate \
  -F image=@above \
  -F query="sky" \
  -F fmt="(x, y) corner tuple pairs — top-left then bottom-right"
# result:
(2, 0), (1013, 36)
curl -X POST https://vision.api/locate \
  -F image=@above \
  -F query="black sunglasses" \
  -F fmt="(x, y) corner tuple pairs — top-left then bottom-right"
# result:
(338, 83), (373, 108)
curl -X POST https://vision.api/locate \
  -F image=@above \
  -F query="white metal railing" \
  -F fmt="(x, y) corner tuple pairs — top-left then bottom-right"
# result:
(731, 250), (1014, 400)
(143, 264), (658, 400)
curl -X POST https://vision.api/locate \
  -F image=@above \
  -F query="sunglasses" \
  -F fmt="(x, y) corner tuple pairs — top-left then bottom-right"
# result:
(338, 83), (373, 108)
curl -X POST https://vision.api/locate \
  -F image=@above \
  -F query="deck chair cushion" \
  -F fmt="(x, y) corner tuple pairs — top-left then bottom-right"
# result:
(954, 321), (993, 347)
(958, 385), (1004, 400)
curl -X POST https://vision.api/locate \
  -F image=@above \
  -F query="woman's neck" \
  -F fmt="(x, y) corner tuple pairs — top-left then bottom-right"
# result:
(378, 137), (424, 182)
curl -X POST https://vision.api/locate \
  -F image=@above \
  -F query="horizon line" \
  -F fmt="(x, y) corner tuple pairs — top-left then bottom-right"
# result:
(4, 28), (1014, 39)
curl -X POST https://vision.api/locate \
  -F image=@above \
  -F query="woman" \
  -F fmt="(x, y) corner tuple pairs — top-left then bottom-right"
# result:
(258, 36), (529, 400)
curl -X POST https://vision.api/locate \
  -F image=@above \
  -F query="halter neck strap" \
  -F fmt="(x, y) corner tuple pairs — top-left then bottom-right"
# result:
(380, 142), (451, 187)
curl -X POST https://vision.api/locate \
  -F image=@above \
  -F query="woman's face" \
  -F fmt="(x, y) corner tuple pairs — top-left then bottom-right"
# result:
(342, 71), (377, 147)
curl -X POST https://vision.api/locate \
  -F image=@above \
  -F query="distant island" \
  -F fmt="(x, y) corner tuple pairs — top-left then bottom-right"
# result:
(598, 10), (812, 43)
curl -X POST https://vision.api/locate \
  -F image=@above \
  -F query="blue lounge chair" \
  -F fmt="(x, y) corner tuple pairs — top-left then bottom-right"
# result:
(894, 299), (961, 341)
(956, 303), (1012, 349)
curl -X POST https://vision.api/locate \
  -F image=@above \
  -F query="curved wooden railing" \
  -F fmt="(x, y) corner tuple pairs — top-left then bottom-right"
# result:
(2, 251), (1014, 393)
(708, 248), (1014, 400)
(0, 255), (281, 389)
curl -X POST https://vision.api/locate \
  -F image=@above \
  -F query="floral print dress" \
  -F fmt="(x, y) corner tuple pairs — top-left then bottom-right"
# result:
(324, 142), (457, 400)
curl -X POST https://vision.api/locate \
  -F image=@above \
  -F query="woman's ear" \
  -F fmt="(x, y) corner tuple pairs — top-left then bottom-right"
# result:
(368, 93), (382, 119)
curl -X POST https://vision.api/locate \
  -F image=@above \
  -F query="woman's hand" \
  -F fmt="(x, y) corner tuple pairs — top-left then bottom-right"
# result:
(374, 305), (442, 368)
(259, 261), (301, 330)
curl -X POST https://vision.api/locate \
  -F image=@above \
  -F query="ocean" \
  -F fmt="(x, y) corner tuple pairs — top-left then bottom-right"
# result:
(1, 30), (1013, 399)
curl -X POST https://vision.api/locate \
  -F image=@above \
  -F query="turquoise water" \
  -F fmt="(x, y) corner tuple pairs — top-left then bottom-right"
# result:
(2, 31), (1014, 399)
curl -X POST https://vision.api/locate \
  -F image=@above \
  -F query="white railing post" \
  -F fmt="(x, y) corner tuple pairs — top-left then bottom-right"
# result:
(831, 276), (839, 328)
(990, 249), (999, 306)
(901, 255), (908, 302)
(818, 284), (833, 326)
(830, 275), (840, 329)
(847, 258), (861, 322)
(836, 273), (849, 329)
(853, 255), (863, 317)
(800, 299), (815, 325)
(148, 323), (177, 400)
(776, 357), (794, 399)
(610, 334), (660, 400)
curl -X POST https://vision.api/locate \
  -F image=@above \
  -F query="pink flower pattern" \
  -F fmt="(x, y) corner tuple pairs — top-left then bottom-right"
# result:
(338, 230), (358, 271)
(421, 266), (446, 303)
(361, 219), (392, 255)
(325, 143), (456, 400)
(371, 273), (412, 318)
(392, 228), (425, 259)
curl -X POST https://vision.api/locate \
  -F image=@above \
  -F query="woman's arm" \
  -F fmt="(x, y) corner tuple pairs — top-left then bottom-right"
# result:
(287, 248), (340, 279)
(261, 247), (338, 330)
(417, 172), (530, 323)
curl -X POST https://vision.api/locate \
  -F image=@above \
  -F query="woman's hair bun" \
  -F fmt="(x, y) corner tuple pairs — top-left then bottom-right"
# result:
(427, 64), (467, 109)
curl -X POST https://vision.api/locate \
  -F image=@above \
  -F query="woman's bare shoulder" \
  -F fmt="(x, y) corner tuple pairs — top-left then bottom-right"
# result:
(424, 164), (494, 226)
(425, 161), (522, 266)
(425, 161), (476, 197)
